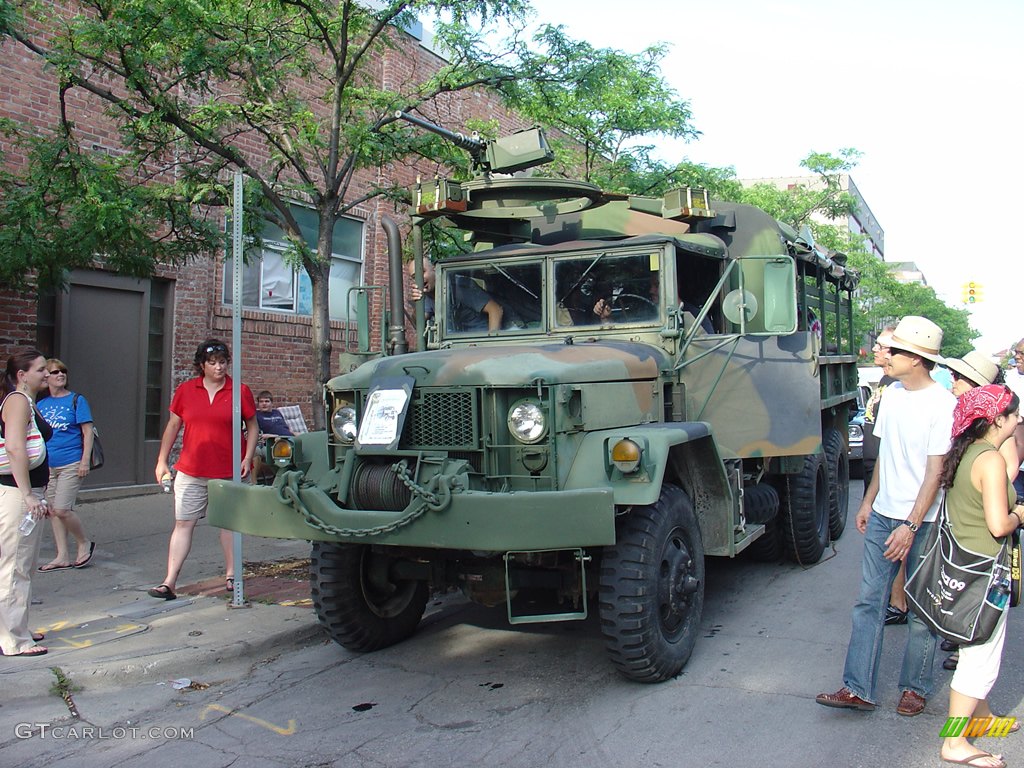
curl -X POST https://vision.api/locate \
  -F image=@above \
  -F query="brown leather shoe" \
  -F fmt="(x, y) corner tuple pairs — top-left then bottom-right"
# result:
(816, 687), (876, 711)
(896, 690), (926, 716)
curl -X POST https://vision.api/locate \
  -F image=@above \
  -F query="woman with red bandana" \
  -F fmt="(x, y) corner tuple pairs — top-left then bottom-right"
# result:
(940, 385), (1023, 768)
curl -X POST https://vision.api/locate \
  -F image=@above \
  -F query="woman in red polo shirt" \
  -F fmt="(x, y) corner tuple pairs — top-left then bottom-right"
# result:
(148, 339), (258, 600)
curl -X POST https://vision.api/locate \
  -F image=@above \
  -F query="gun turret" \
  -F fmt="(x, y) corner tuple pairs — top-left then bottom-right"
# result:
(394, 111), (553, 176)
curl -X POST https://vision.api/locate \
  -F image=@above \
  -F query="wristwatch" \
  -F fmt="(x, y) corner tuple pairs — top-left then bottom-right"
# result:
(903, 520), (920, 533)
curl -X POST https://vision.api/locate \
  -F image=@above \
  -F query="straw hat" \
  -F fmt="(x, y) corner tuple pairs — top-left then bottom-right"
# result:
(888, 316), (944, 363)
(945, 350), (999, 386)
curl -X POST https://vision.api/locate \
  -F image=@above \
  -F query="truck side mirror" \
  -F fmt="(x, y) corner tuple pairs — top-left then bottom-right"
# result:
(762, 259), (797, 333)
(354, 288), (372, 353)
(722, 289), (758, 325)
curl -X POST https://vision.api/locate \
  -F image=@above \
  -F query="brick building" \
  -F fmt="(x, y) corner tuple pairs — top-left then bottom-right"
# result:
(1, 12), (528, 489)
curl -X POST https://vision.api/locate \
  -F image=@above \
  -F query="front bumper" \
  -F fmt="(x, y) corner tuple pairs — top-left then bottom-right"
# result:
(208, 478), (616, 551)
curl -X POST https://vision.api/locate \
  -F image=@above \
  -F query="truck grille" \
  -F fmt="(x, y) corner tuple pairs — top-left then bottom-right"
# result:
(402, 390), (477, 450)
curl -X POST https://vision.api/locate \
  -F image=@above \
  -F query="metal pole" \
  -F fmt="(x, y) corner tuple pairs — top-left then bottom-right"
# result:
(230, 171), (247, 607)
(413, 222), (425, 352)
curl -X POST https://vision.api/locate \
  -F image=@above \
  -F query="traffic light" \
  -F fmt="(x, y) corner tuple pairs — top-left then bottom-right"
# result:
(961, 281), (983, 304)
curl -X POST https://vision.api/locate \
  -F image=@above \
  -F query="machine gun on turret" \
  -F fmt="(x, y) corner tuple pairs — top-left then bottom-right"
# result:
(393, 111), (554, 177)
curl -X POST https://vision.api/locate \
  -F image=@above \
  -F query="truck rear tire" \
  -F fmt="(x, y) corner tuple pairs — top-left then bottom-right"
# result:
(599, 484), (705, 683)
(778, 453), (830, 564)
(823, 428), (849, 540)
(310, 542), (429, 653)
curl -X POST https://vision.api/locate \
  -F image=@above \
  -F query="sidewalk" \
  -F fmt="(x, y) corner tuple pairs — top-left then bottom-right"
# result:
(0, 489), (324, 715)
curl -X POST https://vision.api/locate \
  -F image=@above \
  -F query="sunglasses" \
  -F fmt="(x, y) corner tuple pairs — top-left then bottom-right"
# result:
(204, 344), (228, 354)
(950, 371), (980, 386)
(48, 368), (68, 374)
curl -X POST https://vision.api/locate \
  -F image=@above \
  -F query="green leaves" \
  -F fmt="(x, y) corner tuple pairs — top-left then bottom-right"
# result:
(0, 128), (221, 291)
(502, 26), (697, 187)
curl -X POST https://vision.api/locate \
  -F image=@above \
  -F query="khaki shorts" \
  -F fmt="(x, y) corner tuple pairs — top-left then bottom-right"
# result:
(173, 471), (210, 522)
(46, 463), (85, 510)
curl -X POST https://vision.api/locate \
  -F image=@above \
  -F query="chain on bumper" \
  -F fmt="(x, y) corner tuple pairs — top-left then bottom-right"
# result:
(274, 460), (456, 538)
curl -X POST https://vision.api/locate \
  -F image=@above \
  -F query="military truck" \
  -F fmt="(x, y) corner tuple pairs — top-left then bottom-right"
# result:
(209, 116), (859, 683)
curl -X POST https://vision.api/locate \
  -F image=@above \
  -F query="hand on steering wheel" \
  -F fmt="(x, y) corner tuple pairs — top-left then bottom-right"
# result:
(611, 293), (658, 319)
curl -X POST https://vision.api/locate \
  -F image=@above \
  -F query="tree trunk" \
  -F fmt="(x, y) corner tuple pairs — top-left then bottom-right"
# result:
(307, 220), (334, 430)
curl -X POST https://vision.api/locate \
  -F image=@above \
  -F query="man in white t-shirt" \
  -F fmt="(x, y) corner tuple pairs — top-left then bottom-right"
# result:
(818, 316), (955, 717)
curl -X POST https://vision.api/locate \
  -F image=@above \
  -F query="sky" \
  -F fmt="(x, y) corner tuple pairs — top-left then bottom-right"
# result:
(524, 0), (1023, 355)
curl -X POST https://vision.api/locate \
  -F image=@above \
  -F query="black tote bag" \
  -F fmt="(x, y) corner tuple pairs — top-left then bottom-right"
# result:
(905, 496), (1009, 646)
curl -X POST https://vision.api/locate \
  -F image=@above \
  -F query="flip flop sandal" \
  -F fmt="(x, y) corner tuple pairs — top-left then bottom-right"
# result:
(941, 750), (1006, 768)
(37, 562), (73, 572)
(147, 584), (177, 600)
(73, 541), (96, 569)
(226, 577), (235, 592)
(9, 646), (48, 657)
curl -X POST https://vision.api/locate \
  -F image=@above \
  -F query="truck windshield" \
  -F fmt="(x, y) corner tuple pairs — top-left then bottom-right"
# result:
(554, 251), (661, 327)
(444, 261), (543, 334)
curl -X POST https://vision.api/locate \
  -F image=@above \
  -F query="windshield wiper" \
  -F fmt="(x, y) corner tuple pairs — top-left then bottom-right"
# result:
(488, 262), (538, 299)
(559, 252), (606, 304)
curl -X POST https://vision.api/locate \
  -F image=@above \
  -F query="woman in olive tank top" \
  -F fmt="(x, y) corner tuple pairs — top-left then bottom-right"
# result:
(939, 385), (1022, 768)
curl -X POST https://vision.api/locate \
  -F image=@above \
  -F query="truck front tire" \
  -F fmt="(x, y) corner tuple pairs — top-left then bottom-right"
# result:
(599, 484), (705, 683)
(311, 542), (428, 653)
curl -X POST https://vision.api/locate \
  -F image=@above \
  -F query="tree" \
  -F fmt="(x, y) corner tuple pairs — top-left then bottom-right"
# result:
(720, 149), (978, 358)
(502, 27), (698, 192)
(2, 0), (616, 425)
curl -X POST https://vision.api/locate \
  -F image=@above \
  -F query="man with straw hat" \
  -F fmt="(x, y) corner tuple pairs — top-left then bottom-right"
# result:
(818, 316), (956, 717)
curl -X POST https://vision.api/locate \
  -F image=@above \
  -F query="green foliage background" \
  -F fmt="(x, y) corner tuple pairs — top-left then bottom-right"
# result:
(0, 0), (979, 366)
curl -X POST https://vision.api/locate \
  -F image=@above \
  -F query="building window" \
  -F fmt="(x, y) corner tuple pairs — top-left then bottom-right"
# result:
(223, 206), (364, 319)
(228, 242), (298, 312)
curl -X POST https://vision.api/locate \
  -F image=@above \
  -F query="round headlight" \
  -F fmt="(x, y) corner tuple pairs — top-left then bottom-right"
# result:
(508, 401), (546, 444)
(332, 406), (358, 443)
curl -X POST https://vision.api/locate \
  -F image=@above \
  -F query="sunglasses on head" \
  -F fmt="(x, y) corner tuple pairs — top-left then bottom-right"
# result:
(204, 344), (228, 354)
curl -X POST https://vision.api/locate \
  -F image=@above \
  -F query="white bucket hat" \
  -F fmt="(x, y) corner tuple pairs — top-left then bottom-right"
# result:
(888, 316), (944, 363)
(945, 350), (999, 387)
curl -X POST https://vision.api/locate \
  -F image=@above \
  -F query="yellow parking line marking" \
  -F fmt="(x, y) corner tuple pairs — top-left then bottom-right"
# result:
(199, 704), (297, 735)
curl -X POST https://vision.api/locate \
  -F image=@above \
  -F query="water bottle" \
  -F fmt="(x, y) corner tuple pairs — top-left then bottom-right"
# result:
(988, 567), (1011, 609)
(161, 473), (173, 493)
(19, 499), (45, 536)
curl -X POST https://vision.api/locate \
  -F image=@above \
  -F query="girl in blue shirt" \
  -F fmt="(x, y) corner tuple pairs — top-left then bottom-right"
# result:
(36, 359), (95, 571)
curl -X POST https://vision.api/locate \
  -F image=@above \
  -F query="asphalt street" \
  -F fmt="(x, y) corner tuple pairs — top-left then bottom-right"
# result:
(3, 484), (1024, 768)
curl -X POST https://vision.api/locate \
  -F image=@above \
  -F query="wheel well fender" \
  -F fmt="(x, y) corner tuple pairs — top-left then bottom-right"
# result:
(561, 423), (734, 551)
